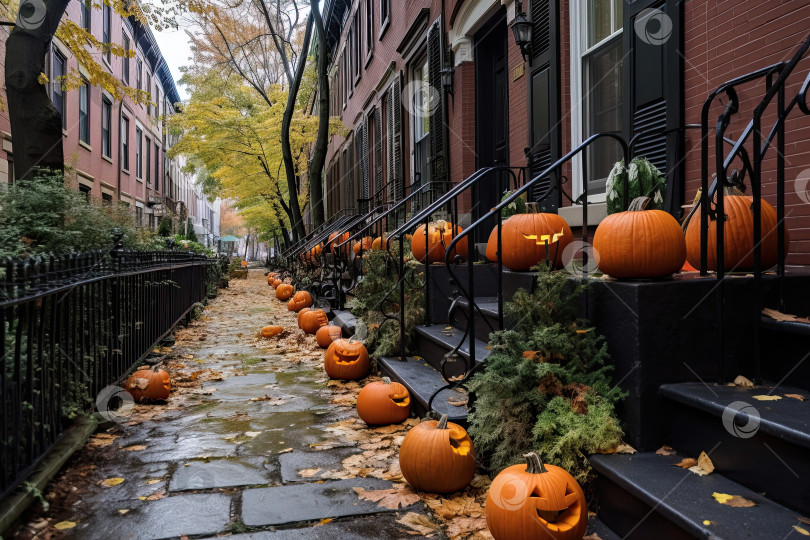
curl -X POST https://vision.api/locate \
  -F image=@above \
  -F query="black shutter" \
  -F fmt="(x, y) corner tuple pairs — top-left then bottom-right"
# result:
(389, 77), (403, 201)
(623, 0), (684, 216)
(527, 0), (560, 211)
(359, 121), (369, 212)
(373, 108), (383, 203)
(427, 18), (447, 191)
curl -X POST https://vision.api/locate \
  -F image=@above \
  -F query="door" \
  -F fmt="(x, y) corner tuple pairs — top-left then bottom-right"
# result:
(475, 10), (509, 242)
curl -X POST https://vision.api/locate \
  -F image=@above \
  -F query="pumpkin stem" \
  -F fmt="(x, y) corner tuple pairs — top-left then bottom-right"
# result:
(628, 196), (652, 211)
(525, 202), (539, 214)
(436, 414), (449, 429)
(382, 377), (391, 384)
(524, 452), (548, 474)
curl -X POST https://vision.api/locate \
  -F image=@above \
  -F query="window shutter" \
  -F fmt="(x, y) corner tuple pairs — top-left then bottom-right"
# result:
(374, 108), (384, 203)
(427, 18), (447, 190)
(386, 95), (394, 203)
(623, 0), (684, 216)
(390, 78), (403, 201)
(360, 119), (370, 212)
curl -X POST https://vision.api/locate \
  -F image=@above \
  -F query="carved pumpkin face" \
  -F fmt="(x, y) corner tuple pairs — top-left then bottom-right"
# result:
(356, 377), (411, 425)
(324, 339), (369, 380)
(399, 414), (476, 494)
(485, 212), (574, 270)
(300, 309), (329, 334)
(316, 325), (343, 348)
(261, 325), (283, 338)
(275, 283), (295, 301)
(125, 366), (171, 403)
(486, 453), (587, 540)
(411, 221), (469, 263)
(287, 291), (313, 312)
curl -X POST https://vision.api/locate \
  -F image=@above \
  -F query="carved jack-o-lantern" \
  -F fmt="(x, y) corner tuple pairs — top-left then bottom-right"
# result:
(287, 291), (313, 312)
(486, 452), (587, 540)
(297, 307), (311, 328)
(324, 339), (369, 380)
(301, 309), (329, 334)
(124, 366), (171, 403)
(356, 377), (411, 425)
(275, 283), (294, 301)
(399, 414), (476, 493)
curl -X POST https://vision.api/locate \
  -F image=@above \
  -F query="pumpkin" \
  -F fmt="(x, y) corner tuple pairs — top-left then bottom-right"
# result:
(272, 278), (282, 287)
(240, 260), (248, 267)
(593, 196), (686, 278)
(485, 211), (573, 270)
(357, 377), (411, 425)
(486, 452), (587, 540)
(685, 194), (786, 271)
(287, 290), (313, 312)
(124, 365), (171, 402)
(316, 324), (343, 348)
(328, 231), (351, 255)
(304, 243), (323, 264)
(275, 283), (294, 301)
(399, 414), (475, 493)
(352, 237), (373, 255)
(324, 339), (369, 379)
(261, 325), (284, 338)
(297, 307), (311, 328)
(371, 235), (387, 250)
(411, 221), (469, 263)
(301, 309), (329, 334)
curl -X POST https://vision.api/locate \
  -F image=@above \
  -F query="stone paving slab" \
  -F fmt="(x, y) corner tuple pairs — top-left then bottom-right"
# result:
(242, 478), (422, 527)
(170, 458), (270, 491)
(69, 492), (232, 539)
(203, 372), (279, 401)
(229, 514), (426, 539)
(279, 449), (360, 483)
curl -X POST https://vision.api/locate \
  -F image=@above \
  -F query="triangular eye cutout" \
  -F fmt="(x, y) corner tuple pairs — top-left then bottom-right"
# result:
(564, 482), (579, 505)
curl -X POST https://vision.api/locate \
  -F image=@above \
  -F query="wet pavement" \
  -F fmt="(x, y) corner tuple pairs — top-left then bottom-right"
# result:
(50, 270), (439, 539)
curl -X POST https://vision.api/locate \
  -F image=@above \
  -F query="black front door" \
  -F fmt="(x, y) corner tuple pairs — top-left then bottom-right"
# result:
(475, 10), (509, 243)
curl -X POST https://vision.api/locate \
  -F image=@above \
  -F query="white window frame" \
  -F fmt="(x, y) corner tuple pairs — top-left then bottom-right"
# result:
(569, 0), (623, 203)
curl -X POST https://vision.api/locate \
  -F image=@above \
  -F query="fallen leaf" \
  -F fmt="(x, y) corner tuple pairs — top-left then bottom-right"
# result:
(702, 520), (711, 526)
(733, 375), (754, 388)
(396, 512), (441, 536)
(278, 447), (293, 454)
(689, 451), (715, 476)
(101, 477), (125, 487)
(123, 445), (147, 452)
(712, 492), (756, 507)
(87, 433), (119, 447)
(607, 443), (637, 454)
(298, 468), (321, 478)
(317, 518), (333, 526)
(655, 445), (675, 456)
(583, 534), (603, 540)
(245, 431), (261, 438)
(354, 486), (421, 509)
(146, 490), (165, 501)
(794, 526), (810, 536)
(118, 509), (130, 515)
(675, 458), (698, 469)
(448, 396), (469, 407)
(753, 394), (782, 401)
(53, 521), (76, 530)
(145, 478), (163, 485)
(786, 394), (807, 401)
(797, 516), (810, 525)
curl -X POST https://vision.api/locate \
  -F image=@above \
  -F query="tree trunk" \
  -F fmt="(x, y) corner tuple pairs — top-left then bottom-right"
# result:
(280, 14), (313, 242)
(5, 0), (71, 179)
(308, 0), (329, 229)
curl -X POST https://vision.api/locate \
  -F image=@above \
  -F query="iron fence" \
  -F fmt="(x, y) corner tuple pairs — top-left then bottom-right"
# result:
(0, 246), (213, 498)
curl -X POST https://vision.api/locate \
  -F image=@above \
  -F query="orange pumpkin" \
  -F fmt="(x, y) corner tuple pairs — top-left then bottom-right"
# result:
(371, 235), (387, 250)
(352, 237), (373, 255)
(486, 452), (587, 540)
(316, 325), (343, 348)
(593, 196), (686, 279)
(240, 260), (248, 267)
(297, 307), (311, 328)
(328, 232), (351, 255)
(399, 414), (475, 493)
(261, 325), (284, 338)
(124, 366), (171, 402)
(411, 221), (469, 263)
(356, 377), (411, 425)
(272, 278), (282, 287)
(301, 309), (329, 334)
(685, 194), (786, 271)
(324, 339), (369, 380)
(267, 275), (274, 286)
(287, 290), (313, 312)
(485, 212), (573, 270)
(275, 283), (294, 301)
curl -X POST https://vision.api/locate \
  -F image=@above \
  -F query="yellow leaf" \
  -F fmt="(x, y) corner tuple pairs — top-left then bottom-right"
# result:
(37, 72), (49, 85)
(145, 478), (162, 485)
(702, 520), (711, 526)
(712, 493), (733, 504)
(712, 492), (756, 507)
(101, 477), (125, 487)
(117, 509), (130, 515)
(138, 496), (146, 500)
(317, 518), (333, 526)
(752, 394), (781, 401)
(795, 526), (810, 536)
(53, 521), (76, 530)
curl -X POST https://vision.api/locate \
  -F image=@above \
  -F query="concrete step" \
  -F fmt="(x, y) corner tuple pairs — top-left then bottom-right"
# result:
(413, 324), (490, 378)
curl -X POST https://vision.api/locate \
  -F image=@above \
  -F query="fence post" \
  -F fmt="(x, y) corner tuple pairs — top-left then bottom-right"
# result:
(110, 228), (124, 375)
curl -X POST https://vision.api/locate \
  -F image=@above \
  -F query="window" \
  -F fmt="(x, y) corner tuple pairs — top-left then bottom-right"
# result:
(411, 59), (429, 192)
(365, 0), (374, 59)
(51, 49), (66, 129)
(101, 96), (112, 157)
(571, 0), (623, 198)
(79, 79), (90, 144)
(121, 116), (130, 171)
(154, 143), (160, 187)
(102, 192), (113, 204)
(380, 0), (390, 36)
(102, 1), (111, 64)
(79, 184), (91, 199)
(353, 12), (361, 81)
(145, 136), (151, 184)
(122, 34), (131, 85)
(135, 205), (143, 227)
(146, 72), (152, 114)
(80, 0), (91, 31)
(135, 126), (142, 179)
(136, 58), (142, 91)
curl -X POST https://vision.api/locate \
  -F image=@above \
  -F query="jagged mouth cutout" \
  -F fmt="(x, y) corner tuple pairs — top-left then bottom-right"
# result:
(531, 483), (580, 531)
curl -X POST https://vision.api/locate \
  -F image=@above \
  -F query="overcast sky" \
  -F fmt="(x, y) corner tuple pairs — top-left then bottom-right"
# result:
(154, 23), (194, 101)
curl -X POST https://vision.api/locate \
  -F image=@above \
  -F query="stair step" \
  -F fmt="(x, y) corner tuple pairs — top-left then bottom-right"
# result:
(661, 382), (810, 514)
(378, 356), (469, 424)
(591, 452), (807, 539)
(330, 309), (357, 336)
(586, 517), (623, 540)
(760, 315), (810, 336)
(413, 324), (491, 377)
(450, 296), (502, 338)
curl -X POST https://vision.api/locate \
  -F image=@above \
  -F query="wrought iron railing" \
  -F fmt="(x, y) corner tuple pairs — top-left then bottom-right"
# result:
(0, 246), (212, 499)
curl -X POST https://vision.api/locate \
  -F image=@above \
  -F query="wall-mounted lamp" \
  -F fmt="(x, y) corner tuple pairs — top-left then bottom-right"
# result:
(440, 63), (455, 95)
(510, 0), (532, 61)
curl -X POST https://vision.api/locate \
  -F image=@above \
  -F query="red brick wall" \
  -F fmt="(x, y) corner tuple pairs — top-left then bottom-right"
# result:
(507, 39), (527, 170)
(683, 0), (810, 265)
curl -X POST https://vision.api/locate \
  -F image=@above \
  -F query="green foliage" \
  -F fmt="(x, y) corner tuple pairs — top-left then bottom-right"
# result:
(348, 239), (425, 359)
(467, 266), (625, 483)
(171, 235), (213, 256)
(185, 218), (198, 242)
(158, 217), (174, 237)
(606, 158), (666, 215)
(227, 256), (244, 274)
(499, 190), (527, 219)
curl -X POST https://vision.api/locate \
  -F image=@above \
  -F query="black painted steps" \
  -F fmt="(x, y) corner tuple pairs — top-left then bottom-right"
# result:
(760, 315), (810, 389)
(590, 452), (809, 539)
(378, 356), (469, 424)
(449, 296), (502, 340)
(586, 517), (623, 540)
(413, 324), (491, 378)
(661, 382), (810, 514)
(760, 315), (810, 336)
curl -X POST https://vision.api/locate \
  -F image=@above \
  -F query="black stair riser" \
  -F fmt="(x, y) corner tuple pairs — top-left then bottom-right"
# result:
(413, 332), (471, 378)
(449, 307), (500, 342)
(666, 403), (810, 514)
(761, 328), (810, 391)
